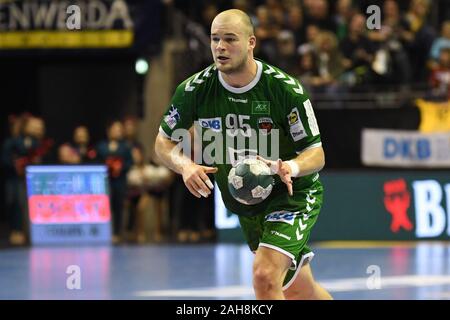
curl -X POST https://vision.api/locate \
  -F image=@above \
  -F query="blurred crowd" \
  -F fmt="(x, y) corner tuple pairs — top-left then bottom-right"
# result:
(172, 0), (449, 101)
(1, 113), (216, 246)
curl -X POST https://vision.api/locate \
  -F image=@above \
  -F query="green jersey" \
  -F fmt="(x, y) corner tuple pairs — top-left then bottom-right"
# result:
(159, 59), (322, 217)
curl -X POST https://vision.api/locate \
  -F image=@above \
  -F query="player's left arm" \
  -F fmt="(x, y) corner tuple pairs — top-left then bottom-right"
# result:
(257, 147), (324, 196)
(259, 84), (325, 195)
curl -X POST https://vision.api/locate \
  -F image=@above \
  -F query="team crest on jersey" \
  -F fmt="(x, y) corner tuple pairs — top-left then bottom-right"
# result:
(288, 107), (307, 141)
(164, 105), (181, 129)
(258, 117), (273, 134)
(252, 101), (270, 115)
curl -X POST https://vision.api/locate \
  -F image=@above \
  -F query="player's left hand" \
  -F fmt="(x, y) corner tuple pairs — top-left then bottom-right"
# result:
(257, 156), (293, 196)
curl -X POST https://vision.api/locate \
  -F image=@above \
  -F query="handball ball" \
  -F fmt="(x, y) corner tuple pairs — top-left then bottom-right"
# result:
(227, 158), (274, 205)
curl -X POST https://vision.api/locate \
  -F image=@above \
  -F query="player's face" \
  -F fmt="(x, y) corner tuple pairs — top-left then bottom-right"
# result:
(210, 20), (253, 74)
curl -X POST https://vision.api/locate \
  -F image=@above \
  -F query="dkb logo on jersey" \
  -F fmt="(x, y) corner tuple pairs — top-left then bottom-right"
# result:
(199, 117), (222, 132)
(265, 211), (296, 225)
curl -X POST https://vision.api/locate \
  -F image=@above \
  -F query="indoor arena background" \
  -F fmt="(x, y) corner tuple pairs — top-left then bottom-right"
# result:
(0, 0), (449, 300)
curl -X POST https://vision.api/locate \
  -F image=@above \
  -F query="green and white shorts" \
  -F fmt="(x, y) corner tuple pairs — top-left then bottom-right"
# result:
(238, 183), (323, 290)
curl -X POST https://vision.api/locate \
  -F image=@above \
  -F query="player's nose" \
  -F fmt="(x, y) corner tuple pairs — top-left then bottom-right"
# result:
(215, 39), (226, 51)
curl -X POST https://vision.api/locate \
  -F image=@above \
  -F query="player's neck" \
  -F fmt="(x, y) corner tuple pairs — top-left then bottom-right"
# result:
(220, 59), (257, 88)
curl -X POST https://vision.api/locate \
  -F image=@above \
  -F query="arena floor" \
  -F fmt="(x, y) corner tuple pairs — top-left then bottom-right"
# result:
(1, 242), (450, 300)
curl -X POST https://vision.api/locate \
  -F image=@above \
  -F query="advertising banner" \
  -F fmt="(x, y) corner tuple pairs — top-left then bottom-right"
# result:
(0, 0), (160, 51)
(26, 165), (112, 244)
(216, 171), (450, 241)
(361, 129), (450, 168)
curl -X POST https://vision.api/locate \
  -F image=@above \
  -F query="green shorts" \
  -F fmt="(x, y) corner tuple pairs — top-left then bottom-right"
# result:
(238, 181), (323, 290)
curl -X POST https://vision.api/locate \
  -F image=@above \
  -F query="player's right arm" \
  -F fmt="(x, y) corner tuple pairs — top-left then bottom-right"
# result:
(155, 133), (216, 198)
(154, 76), (217, 198)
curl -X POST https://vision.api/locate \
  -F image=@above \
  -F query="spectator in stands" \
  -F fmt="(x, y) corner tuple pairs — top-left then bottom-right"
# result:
(126, 147), (173, 243)
(275, 30), (298, 76)
(368, 0), (412, 84)
(429, 21), (450, 69)
(254, 5), (280, 62)
(123, 116), (143, 151)
(200, 3), (219, 35)
(2, 114), (27, 245)
(265, 0), (285, 27)
(2, 116), (53, 245)
(297, 24), (320, 56)
(314, 31), (344, 86)
(96, 121), (133, 244)
(71, 125), (97, 163)
(334, 0), (354, 41)
(429, 48), (450, 100)
(400, 0), (435, 82)
(57, 143), (81, 164)
(297, 49), (319, 92)
(171, 175), (216, 243)
(340, 13), (376, 87)
(303, 0), (337, 33)
(284, 4), (305, 48)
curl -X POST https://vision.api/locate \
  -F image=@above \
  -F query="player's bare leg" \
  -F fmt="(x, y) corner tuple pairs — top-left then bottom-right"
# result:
(253, 246), (291, 299)
(283, 263), (333, 300)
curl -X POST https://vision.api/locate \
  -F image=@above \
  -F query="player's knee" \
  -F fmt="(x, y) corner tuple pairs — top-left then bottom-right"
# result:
(253, 265), (280, 292)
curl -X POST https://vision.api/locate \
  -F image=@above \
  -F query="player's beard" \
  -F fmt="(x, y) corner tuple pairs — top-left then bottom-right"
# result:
(216, 54), (247, 75)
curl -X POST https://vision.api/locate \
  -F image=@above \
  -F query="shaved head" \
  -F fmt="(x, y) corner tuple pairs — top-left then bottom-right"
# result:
(210, 9), (256, 77)
(212, 9), (254, 36)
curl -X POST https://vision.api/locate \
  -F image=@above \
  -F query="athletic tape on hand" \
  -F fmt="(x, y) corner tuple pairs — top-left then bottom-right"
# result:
(286, 160), (300, 177)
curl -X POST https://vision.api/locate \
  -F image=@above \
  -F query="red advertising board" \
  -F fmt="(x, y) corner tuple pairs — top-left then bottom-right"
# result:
(29, 194), (111, 224)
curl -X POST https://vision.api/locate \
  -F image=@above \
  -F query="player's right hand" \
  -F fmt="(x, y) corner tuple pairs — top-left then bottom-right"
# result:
(181, 163), (218, 198)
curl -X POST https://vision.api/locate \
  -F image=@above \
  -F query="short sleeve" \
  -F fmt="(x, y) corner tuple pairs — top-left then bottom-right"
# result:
(283, 86), (322, 154)
(159, 77), (196, 141)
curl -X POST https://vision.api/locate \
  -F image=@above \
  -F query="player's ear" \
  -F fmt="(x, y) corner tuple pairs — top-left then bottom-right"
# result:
(248, 35), (256, 50)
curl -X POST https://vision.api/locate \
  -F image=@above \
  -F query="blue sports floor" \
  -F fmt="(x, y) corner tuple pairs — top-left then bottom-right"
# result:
(1, 242), (450, 300)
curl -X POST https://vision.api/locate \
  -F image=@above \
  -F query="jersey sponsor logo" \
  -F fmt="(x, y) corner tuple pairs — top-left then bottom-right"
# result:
(270, 230), (291, 241)
(199, 117), (222, 132)
(228, 97), (248, 103)
(288, 108), (299, 125)
(252, 101), (270, 114)
(164, 105), (180, 129)
(258, 117), (273, 134)
(265, 211), (296, 225)
(288, 107), (307, 141)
